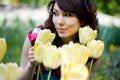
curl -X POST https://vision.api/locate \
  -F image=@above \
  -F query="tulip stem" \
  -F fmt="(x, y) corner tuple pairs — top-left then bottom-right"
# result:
(88, 58), (94, 80)
(37, 63), (42, 80)
(47, 70), (52, 80)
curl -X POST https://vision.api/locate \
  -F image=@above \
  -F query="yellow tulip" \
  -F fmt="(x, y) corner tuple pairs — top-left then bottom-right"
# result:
(0, 38), (7, 62)
(35, 29), (55, 44)
(33, 42), (52, 63)
(0, 63), (23, 80)
(33, 42), (45, 63)
(61, 63), (89, 80)
(0, 63), (7, 80)
(59, 41), (89, 64)
(97, 75), (103, 80)
(109, 44), (117, 52)
(15, 67), (23, 80)
(43, 45), (61, 69)
(78, 25), (97, 45)
(87, 40), (104, 58)
(6, 63), (18, 80)
(6, 63), (23, 80)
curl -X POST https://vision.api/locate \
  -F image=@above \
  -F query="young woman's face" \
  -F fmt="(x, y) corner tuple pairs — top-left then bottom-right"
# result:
(52, 3), (81, 39)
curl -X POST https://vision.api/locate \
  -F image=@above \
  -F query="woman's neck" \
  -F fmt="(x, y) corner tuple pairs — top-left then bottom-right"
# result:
(61, 34), (79, 45)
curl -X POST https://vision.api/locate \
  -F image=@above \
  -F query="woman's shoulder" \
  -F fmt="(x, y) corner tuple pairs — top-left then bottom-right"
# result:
(27, 25), (45, 46)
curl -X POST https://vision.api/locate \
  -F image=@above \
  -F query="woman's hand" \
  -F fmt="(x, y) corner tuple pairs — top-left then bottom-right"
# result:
(28, 47), (37, 68)
(18, 47), (38, 80)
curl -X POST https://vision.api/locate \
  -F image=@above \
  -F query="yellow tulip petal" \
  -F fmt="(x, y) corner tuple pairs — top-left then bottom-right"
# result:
(15, 67), (23, 80)
(0, 38), (7, 62)
(33, 42), (45, 63)
(61, 63), (89, 80)
(73, 43), (81, 47)
(89, 30), (97, 41)
(81, 51), (89, 64)
(0, 63), (7, 80)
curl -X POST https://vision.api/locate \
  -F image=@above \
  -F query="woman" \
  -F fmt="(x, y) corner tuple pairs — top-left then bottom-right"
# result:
(18, 0), (100, 80)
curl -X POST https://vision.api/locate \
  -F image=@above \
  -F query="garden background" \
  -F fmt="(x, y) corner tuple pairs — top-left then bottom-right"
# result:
(0, 0), (120, 80)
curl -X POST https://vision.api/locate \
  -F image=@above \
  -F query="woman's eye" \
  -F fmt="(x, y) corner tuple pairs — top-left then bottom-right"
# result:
(53, 12), (59, 16)
(64, 13), (72, 17)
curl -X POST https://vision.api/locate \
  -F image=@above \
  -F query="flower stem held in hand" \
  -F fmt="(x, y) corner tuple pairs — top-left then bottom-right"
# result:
(47, 70), (52, 80)
(88, 58), (94, 80)
(37, 63), (42, 80)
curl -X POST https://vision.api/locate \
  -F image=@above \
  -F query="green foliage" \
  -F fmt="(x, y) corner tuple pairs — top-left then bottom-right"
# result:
(0, 17), (37, 65)
(1, 0), (120, 17)
(98, 25), (120, 51)
(94, 0), (120, 17)
(93, 25), (120, 80)
(19, 0), (50, 7)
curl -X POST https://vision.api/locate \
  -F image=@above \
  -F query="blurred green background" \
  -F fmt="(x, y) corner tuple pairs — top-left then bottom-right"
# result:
(0, 0), (120, 80)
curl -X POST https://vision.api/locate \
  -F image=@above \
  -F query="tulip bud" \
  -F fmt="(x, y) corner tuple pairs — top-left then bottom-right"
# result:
(35, 29), (55, 44)
(61, 63), (89, 80)
(79, 25), (97, 45)
(43, 45), (61, 69)
(87, 40), (104, 58)
(0, 38), (7, 62)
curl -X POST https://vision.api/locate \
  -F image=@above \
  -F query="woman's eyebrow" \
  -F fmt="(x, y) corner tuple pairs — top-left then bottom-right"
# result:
(53, 8), (58, 12)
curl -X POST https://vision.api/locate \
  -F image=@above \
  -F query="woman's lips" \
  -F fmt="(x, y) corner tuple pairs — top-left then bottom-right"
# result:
(57, 28), (66, 33)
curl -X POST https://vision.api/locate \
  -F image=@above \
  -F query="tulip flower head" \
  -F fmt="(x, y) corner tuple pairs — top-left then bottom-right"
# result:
(59, 41), (89, 64)
(6, 63), (23, 80)
(87, 40), (104, 58)
(35, 29), (55, 44)
(0, 62), (23, 80)
(61, 62), (89, 80)
(0, 38), (7, 62)
(78, 25), (97, 45)
(43, 45), (61, 69)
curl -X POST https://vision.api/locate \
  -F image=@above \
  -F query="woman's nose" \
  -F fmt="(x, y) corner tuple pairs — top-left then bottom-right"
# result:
(57, 15), (64, 25)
